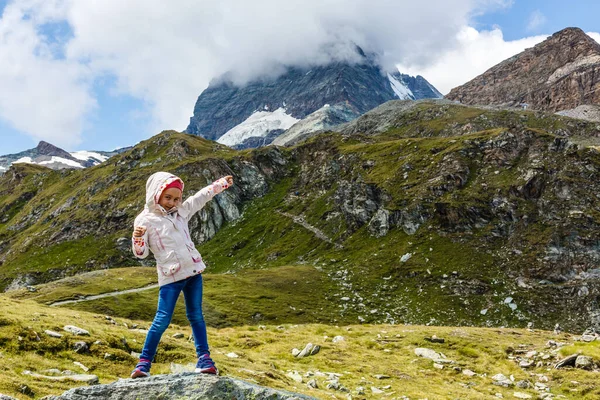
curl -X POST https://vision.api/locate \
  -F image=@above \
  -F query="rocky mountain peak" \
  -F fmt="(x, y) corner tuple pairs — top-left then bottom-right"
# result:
(446, 27), (600, 112)
(36, 141), (76, 160)
(185, 50), (442, 148)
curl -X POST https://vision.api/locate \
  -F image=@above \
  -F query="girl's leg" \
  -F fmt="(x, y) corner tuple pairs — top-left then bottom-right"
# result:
(182, 273), (209, 356)
(140, 280), (184, 361)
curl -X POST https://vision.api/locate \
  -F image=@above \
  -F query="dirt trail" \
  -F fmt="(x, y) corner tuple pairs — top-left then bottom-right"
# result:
(49, 284), (160, 307)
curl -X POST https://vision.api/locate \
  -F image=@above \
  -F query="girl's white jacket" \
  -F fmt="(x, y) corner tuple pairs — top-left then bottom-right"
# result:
(131, 171), (230, 287)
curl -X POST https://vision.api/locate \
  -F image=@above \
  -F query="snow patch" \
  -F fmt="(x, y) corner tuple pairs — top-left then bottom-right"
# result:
(388, 73), (414, 100)
(70, 151), (108, 162)
(39, 156), (84, 168)
(217, 108), (299, 147)
(13, 157), (33, 164)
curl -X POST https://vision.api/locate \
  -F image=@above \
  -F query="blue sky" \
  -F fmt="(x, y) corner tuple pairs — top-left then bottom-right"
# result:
(0, 0), (599, 155)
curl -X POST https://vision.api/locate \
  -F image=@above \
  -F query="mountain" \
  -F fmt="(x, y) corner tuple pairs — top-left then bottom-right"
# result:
(186, 48), (442, 148)
(446, 27), (600, 112)
(4, 101), (600, 332)
(0, 141), (127, 174)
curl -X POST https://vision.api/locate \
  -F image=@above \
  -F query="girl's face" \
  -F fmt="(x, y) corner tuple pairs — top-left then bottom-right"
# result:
(158, 187), (182, 211)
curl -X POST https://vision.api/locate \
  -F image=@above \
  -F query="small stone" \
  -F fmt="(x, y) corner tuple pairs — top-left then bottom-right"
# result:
(291, 348), (300, 357)
(226, 352), (239, 358)
(463, 369), (476, 377)
(172, 333), (185, 339)
(581, 334), (596, 342)
(63, 325), (90, 336)
(480, 309), (488, 315)
(575, 355), (594, 370)
(73, 361), (89, 372)
(45, 330), (63, 338)
(374, 374), (390, 379)
(371, 387), (384, 394)
(104, 353), (114, 360)
(297, 343), (313, 358)
(287, 371), (303, 383)
(332, 336), (345, 343)
(516, 380), (531, 389)
(433, 363), (444, 369)
(73, 342), (89, 354)
(310, 345), (321, 356)
(513, 392), (532, 399)
(306, 379), (318, 389)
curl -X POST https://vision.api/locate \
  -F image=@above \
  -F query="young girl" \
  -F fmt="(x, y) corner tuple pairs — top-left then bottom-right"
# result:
(130, 171), (233, 378)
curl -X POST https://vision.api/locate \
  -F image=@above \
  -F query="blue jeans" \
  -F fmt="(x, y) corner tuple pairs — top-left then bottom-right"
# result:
(140, 273), (209, 361)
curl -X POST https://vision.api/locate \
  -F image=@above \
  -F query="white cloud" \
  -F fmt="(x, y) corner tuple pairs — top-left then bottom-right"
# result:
(526, 10), (547, 32)
(0, 0), (95, 148)
(2, 0), (590, 149)
(588, 32), (600, 44)
(397, 27), (548, 95)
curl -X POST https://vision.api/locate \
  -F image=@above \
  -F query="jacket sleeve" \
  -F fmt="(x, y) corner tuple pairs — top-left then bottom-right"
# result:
(179, 177), (230, 220)
(132, 216), (150, 259)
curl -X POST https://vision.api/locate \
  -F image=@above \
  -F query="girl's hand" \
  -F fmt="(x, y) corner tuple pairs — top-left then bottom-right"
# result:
(224, 175), (234, 186)
(133, 226), (147, 237)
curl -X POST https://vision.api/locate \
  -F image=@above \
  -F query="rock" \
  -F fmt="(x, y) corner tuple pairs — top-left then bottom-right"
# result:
(575, 355), (594, 370)
(226, 352), (240, 358)
(554, 353), (579, 369)
(400, 253), (412, 262)
(172, 333), (185, 339)
(287, 371), (303, 383)
(414, 347), (444, 361)
(492, 374), (514, 387)
(370, 387), (384, 394)
(519, 360), (534, 368)
(0, 394), (18, 400)
(424, 335), (445, 343)
(374, 374), (390, 379)
(45, 330), (63, 338)
(462, 369), (477, 377)
(73, 362), (89, 372)
(63, 325), (90, 336)
(43, 372), (316, 399)
(332, 336), (344, 343)
(291, 348), (301, 357)
(73, 342), (89, 354)
(306, 379), (318, 389)
(22, 370), (99, 384)
(433, 363), (444, 369)
(309, 345), (320, 356)
(297, 343), (313, 358)
(581, 334), (596, 342)
(513, 392), (532, 399)
(516, 380), (531, 389)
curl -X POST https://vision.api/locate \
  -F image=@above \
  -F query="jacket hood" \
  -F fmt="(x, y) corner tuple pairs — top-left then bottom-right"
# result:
(145, 171), (185, 214)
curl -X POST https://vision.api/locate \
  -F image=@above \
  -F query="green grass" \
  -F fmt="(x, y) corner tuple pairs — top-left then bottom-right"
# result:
(1, 295), (599, 400)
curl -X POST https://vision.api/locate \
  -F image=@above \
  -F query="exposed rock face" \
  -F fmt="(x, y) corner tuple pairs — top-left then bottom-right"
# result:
(186, 47), (442, 147)
(44, 373), (316, 400)
(446, 27), (600, 112)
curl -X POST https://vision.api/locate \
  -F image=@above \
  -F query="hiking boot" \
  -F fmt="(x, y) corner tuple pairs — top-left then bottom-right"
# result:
(195, 353), (218, 374)
(130, 360), (151, 378)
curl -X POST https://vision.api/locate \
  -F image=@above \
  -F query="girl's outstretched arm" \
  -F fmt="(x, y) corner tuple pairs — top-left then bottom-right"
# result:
(178, 176), (233, 220)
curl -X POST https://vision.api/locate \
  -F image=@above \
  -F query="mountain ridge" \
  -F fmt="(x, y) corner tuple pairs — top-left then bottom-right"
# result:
(446, 27), (600, 111)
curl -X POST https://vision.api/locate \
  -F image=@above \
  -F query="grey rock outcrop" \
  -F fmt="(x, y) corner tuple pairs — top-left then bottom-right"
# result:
(43, 372), (316, 400)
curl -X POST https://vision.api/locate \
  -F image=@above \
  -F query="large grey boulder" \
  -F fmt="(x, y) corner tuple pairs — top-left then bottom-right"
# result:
(43, 372), (316, 400)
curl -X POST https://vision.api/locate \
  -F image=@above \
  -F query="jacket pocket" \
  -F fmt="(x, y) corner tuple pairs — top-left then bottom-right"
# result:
(157, 251), (181, 276)
(188, 246), (202, 263)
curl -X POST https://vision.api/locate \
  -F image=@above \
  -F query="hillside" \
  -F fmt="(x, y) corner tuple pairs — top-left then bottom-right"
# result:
(3, 100), (600, 331)
(1, 293), (599, 399)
